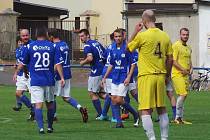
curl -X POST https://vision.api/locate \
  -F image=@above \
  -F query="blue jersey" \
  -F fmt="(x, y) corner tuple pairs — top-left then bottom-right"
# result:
(110, 42), (135, 85)
(20, 40), (63, 86)
(130, 50), (138, 83)
(83, 39), (105, 77)
(16, 40), (33, 76)
(102, 44), (112, 79)
(54, 41), (72, 81)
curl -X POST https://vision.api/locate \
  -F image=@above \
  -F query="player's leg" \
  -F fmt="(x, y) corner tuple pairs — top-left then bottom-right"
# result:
(157, 74), (169, 140)
(172, 76), (188, 123)
(129, 83), (138, 102)
(166, 80), (176, 120)
(139, 75), (156, 140)
(88, 76), (102, 118)
(99, 78), (112, 120)
(30, 86), (45, 134)
(45, 86), (56, 133)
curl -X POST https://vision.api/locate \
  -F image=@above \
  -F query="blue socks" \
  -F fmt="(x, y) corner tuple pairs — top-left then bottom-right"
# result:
(172, 106), (176, 119)
(102, 95), (111, 116)
(92, 99), (102, 115)
(53, 99), (57, 117)
(16, 96), (22, 108)
(47, 108), (54, 128)
(35, 109), (44, 129)
(111, 103), (116, 119)
(112, 104), (121, 124)
(68, 98), (79, 109)
(20, 95), (32, 109)
(122, 102), (138, 120)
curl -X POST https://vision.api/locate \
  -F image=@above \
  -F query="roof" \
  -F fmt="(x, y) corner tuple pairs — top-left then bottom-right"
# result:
(14, 0), (69, 17)
(80, 10), (99, 17)
(122, 3), (198, 16)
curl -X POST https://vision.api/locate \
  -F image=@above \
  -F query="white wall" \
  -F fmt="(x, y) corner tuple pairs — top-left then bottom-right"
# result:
(198, 5), (210, 67)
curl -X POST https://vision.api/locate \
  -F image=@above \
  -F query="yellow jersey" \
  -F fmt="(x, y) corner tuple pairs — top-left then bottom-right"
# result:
(171, 40), (191, 77)
(128, 28), (172, 76)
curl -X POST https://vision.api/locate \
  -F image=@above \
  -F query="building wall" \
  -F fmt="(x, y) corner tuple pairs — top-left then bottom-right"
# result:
(198, 5), (210, 67)
(127, 13), (199, 66)
(0, 0), (13, 11)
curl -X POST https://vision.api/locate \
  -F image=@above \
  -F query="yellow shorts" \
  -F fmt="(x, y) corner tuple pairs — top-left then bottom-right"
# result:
(138, 74), (166, 110)
(172, 75), (189, 95)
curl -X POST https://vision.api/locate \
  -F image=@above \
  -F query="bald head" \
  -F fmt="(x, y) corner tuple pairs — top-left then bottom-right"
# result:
(20, 29), (30, 44)
(142, 10), (156, 23)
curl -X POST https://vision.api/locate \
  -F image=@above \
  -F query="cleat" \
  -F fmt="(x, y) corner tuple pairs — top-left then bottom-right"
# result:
(116, 123), (124, 128)
(39, 128), (45, 134)
(134, 118), (139, 127)
(27, 111), (35, 121)
(121, 113), (129, 120)
(183, 120), (192, 125)
(47, 128), (54, 133)
(95, 114), (101, 120)
(174, 117), (184, 124)
(154, 118), (160, 122)
(98, 114), (109, 121)
(111, 117), (117, 123)
(80, 107), (88, 123)
(53, 117), (58, 122)
(12, 106), (21, 111)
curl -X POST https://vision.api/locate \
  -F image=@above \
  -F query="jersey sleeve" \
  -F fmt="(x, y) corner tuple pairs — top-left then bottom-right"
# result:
(84, 44), (92, 57)
(54, 44), (64, 65)
(128, 32), (142, 52)
(172, 43), (179, 60)
(109, 50), (115, 66)
(19, 44), (30, 65)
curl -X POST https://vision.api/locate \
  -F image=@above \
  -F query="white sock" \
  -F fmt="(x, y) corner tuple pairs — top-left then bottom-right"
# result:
(176, 96), (184, 119)
(77, 104), (82, 110)
(159, 113), (169, 140)
(141, 115), (156, 140)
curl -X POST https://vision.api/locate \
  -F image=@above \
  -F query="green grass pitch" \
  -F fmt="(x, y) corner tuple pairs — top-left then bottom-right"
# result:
(0, 85), (210, 140)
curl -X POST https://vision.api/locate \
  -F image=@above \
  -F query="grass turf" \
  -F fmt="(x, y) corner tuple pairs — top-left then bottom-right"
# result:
(0, 85), (210, 140)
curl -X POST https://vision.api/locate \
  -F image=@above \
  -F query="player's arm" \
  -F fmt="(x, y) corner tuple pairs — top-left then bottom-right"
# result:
(80, 54), (93, 66)
(124, 63), (136, 86)
(101, 65), (113, 87)
(173, 59), (189, 75)
(13, 64), (24, 81)
(128, 22), (143, 43)
(55, 64), (65, 87)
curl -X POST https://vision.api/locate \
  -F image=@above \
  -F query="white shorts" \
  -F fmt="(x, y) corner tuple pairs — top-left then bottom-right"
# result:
(166, 80), (173, 92)
(111, 83), (128, 97)
(88, 76), (102, 93)
(16, 74), (30, 91)
(30, 86), (55, 103)
(128, 82), (136, 92)
(104, 78), (112, 94)
(54, 79), (71, 97)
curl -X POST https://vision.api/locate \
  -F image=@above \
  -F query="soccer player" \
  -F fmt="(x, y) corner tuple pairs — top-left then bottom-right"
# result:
(79, 29), (105, 119)
(13, 29), (35, 121)
(13, 27), (65, 134)
(102, 29), (139, 128)
(49, 30), (88, 123)
(127, 10), (173, 140)
(171, 28), (192, 124)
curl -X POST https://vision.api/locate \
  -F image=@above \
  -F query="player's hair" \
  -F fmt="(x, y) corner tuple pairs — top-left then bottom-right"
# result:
(110, 32), (114, 41)
(113, 28), (124, 36)
(118, 28), (126, 32)
(48, 29), (59, 38)
(36, 27), (48, 38)
(142, 9), (156, 22)
(79, 29), (90, 36)
(180, 28), (189, 34)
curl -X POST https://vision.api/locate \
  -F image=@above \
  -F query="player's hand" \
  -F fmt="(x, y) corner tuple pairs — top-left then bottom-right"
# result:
(80, 60), (84, 66)
(101, 78), (106, 88)
(60, 78), (65, 87)
(124, 77), (130, 86)
(181, 69), (190, 75)
(134, 22), (143, 33)
(13, 73), (17, 81)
